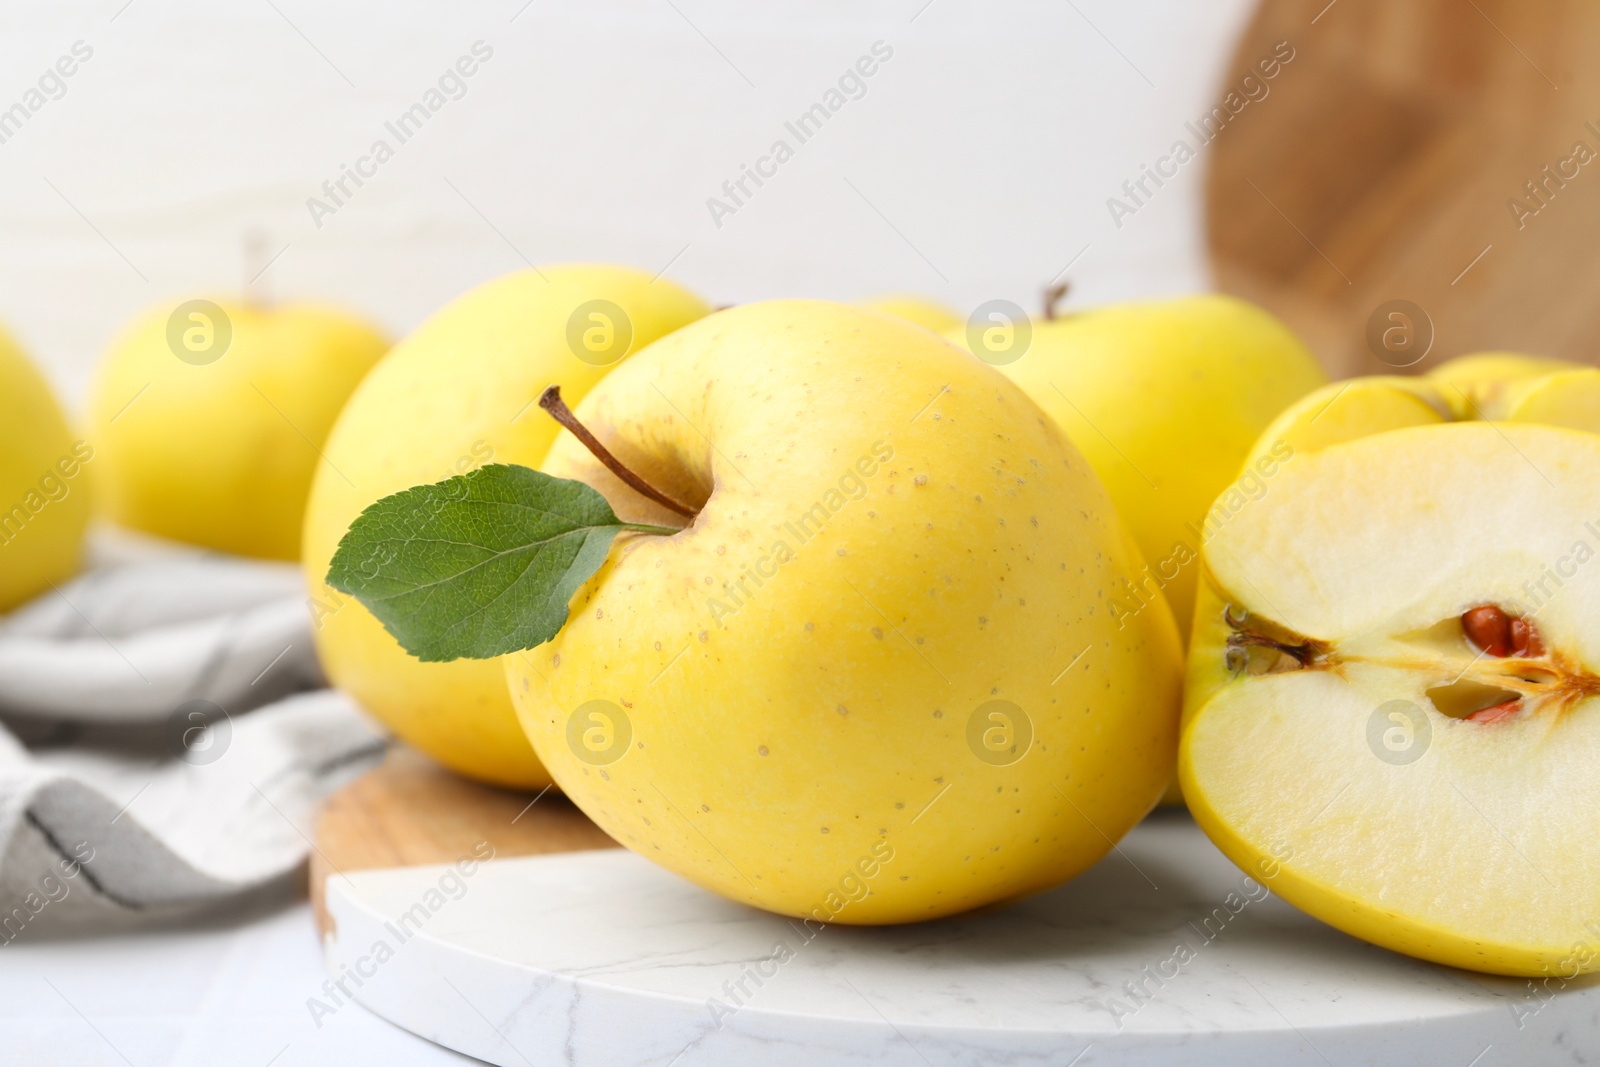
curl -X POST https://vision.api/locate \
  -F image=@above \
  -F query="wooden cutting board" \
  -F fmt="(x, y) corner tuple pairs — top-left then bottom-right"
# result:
(1209, 0), (1600, 376)
(309, 745), (617, 937)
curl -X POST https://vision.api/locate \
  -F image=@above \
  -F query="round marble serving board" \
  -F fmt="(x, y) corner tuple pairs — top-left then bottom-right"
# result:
(316, 780), (1600, 1067)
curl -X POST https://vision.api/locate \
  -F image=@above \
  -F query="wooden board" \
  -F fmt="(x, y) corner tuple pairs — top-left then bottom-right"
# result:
(310, 745), (618, 937)
(1208, 0), (1600, 376)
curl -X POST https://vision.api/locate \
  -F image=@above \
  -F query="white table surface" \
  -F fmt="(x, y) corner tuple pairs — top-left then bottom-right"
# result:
(0, 899), (478, 1067)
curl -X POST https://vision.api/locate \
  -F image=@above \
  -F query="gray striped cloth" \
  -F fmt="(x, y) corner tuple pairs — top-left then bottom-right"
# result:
(0, 532), (385, 941)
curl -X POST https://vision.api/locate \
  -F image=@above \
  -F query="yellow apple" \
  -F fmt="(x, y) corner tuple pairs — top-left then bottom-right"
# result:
(1427, 351), (1579, 420)
(862, 295), (962, 334)
(1475, 367), (1600, 429)
(505, 299), (1183, 923)
(0, 325), (92, 610)
(947, 294), (1327, 644)
(88, 300), (388, 559)
(303, 265), (710, 789)
(1181, 421), (1600, 976)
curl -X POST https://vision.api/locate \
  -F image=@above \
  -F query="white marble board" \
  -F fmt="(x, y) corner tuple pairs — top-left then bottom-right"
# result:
(321, 811), (1599, 1066)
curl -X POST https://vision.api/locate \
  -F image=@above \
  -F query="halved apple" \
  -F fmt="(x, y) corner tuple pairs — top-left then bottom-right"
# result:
(1428, 351), (1581, 421)
(1182, 421), (1600, 976)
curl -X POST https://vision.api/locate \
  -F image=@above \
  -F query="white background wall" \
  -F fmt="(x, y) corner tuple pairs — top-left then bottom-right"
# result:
(0, 0), (1254, 406)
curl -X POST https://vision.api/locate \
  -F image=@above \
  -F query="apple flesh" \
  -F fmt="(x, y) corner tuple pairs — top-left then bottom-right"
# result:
(507, 300), (1183, 923)
(1183, 421), (1600, 976)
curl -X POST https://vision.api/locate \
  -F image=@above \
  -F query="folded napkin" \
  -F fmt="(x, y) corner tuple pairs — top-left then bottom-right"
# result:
(0, 532), (386, 939)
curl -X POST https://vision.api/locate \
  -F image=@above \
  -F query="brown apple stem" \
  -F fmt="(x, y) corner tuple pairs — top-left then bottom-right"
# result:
(538, 385), (698, 519)
(1043, 281), (1071, 321)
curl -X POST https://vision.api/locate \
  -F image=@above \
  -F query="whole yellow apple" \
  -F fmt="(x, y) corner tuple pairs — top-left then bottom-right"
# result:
(0, 325), (92, 610)
(88, 299), (388, 559)
(506, 300), (1183, 923)
(303, 265), (710, 789)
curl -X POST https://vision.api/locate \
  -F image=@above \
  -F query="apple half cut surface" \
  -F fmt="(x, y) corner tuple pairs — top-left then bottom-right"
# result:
(1182, 421), (1600, 977)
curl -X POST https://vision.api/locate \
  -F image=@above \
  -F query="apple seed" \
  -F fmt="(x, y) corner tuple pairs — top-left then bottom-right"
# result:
(1462, 606), (1513, 657)
(1464, 698), (1523, 724)
(1510, 617), (1544, 658)
(1462, 606), (1545, 659)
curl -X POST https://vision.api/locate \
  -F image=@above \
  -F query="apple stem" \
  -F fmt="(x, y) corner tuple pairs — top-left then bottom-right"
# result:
(1043, 281), (1071, 321)
(538, 385), (698, 519)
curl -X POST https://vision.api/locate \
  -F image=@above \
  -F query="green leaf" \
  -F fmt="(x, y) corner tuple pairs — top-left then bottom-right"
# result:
(326, 463), (675, 662)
